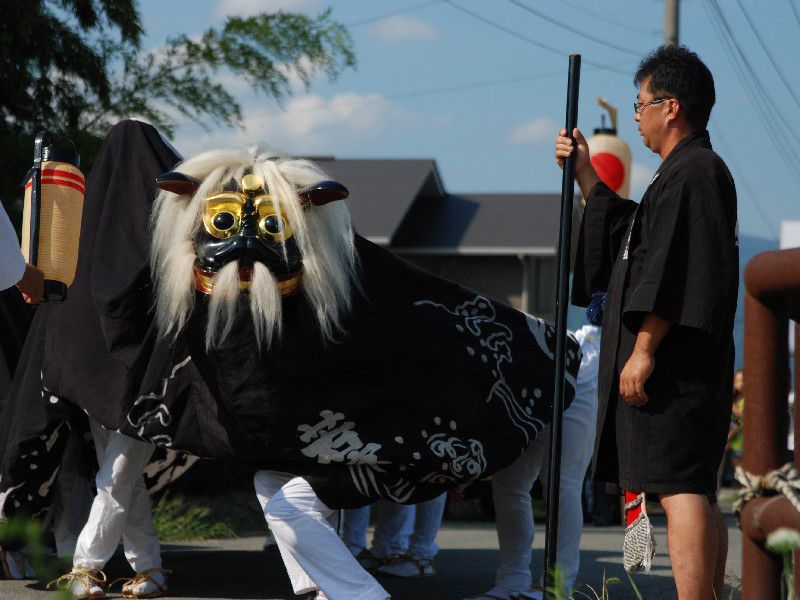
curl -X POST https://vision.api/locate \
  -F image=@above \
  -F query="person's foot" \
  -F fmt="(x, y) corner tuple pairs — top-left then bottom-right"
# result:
(0, 549), (36, 579)
(377, 552), (436, 577)
(119, 567), (169, 598)
(48, 566), (107, 599)
(354, 548), (383, 571)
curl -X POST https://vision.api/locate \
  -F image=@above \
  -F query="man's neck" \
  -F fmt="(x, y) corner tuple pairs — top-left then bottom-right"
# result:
(658, 126), (694, 160)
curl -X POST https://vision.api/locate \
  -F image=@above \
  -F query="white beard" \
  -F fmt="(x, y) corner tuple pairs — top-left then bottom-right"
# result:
(204, 261), (283, 350)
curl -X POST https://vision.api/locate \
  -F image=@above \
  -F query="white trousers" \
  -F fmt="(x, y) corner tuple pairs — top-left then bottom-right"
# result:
(491, 325), (600, 593)
(254, 470), (389, 600)
(72, 420), (161, 573)
(343, 494), (447, 559)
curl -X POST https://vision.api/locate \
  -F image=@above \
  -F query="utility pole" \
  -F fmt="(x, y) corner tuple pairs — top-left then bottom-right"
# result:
(664, 0), (680, 46)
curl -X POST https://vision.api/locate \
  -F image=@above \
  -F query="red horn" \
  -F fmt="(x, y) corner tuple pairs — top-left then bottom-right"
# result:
(155, 171), (201, 196)
(298, 180), (349, 206)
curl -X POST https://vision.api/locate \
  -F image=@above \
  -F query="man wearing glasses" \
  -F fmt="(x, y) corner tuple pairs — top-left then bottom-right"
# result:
(556, 45), (738, 600)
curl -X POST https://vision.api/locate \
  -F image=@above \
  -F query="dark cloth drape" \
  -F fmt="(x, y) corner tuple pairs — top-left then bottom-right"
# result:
(0, 289), (34, 403)
(0, 120), (581, 517)
(573, 131), (739, 499)
(0, 120), (180, 516)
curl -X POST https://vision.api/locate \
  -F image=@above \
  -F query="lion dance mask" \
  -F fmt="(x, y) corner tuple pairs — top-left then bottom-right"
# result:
(151, 151), (357, 349)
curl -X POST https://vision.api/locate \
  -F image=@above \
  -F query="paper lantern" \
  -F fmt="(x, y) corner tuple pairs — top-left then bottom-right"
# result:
(587, 99), (632, 198)
(21, 133), (84, 300)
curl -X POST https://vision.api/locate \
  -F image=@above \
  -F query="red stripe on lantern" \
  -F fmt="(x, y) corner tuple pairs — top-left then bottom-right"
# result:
(25, 178), (85, 195)
(41, 168), (84, 185)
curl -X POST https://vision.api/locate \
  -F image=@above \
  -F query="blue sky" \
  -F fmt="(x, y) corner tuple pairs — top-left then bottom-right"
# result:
(139, 0), (799, 244)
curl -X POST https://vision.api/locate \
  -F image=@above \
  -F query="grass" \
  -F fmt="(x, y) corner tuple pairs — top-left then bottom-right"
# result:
(565, 568), (742, 599)
(151, 490), (266, 541)
(547, 567), (635, 600)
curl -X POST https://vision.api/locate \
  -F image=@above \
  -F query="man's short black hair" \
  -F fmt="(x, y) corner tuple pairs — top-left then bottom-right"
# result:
(634, 45), (715, 130)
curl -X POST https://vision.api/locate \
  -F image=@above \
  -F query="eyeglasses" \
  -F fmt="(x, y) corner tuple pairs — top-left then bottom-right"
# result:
(633, 98), (671, 114)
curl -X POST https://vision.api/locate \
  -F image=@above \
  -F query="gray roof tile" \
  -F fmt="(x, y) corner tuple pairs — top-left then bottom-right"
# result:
(314, 158), (440, 244)
(310, 158), (564, 253)
(391, 193), (562, 254)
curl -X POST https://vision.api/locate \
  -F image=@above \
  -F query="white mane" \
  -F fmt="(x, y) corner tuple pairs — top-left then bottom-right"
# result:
(150, 148), (358, 349)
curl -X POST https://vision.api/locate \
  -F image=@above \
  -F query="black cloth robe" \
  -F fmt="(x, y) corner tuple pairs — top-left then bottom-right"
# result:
(0, 120), (581, 516)
(572, 130), (738, 499)
(0, 289), (34, 402)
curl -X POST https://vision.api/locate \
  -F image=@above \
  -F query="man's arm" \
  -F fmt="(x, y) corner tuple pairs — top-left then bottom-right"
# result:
(619, 313), (672, 406)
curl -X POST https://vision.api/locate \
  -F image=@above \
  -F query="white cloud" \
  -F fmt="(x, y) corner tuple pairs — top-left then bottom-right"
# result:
(215, 0), (321, 18)
(172, 91), (429, 157)
(366, 14), (440, 43)
(507, 117), (558, 145)
(629, 161), (657, 199)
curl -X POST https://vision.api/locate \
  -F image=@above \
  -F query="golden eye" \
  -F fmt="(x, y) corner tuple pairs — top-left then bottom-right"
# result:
(205, 209), (240, 238)
(255, 196), (293, 242)
(262, 214), (283, 235)
(259, 213), (291, 241)
(202, 196), (243, 239)
(213, 212), (236, 232)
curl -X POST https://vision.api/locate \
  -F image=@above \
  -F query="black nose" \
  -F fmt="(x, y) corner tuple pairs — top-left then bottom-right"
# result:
(240, 213), (259, 237)
(245, 236), (264, 253)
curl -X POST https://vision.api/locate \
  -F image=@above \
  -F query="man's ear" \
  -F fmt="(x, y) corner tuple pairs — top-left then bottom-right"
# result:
(665, 98), (681, 125)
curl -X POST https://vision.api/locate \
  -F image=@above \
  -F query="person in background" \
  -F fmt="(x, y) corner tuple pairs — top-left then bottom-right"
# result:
(342, 494), (447, 577)
(462, 316), (601, 600)
(724, 369), (745, 483)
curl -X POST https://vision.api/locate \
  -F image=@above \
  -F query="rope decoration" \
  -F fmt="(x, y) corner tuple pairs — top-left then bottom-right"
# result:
(111, 566), (171, 595)
(733, 463), (800, 523)
(622, 492), (657, 572)
(47, 567), (107, 592)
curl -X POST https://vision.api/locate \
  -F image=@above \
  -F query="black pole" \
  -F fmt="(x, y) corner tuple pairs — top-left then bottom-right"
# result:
(543, 53), (581, 596)
(29, 133), (45, 267)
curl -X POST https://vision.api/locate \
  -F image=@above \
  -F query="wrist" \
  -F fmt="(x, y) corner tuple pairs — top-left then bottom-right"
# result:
(576, 167), (601, 197)
(632, 346), (655, 359)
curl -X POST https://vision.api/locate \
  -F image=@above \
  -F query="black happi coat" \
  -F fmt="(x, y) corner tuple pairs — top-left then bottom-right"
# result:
(0, 120), (580, 516)
(573, 131), (738, 498)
